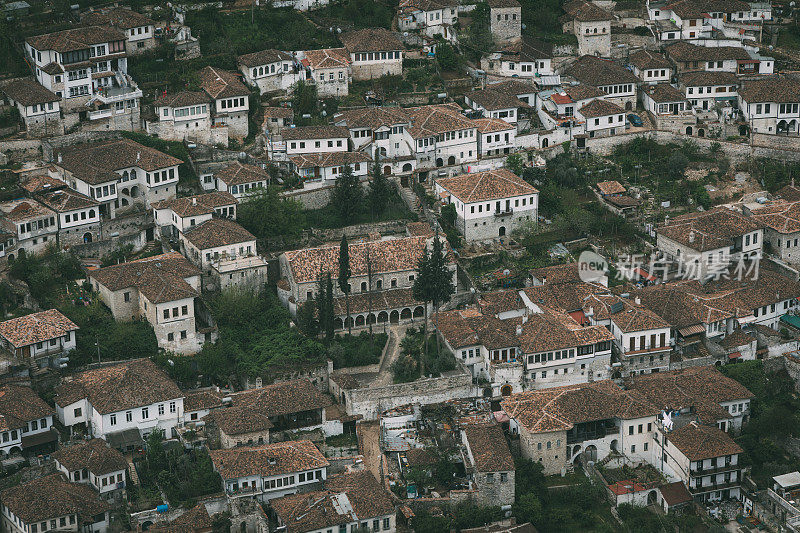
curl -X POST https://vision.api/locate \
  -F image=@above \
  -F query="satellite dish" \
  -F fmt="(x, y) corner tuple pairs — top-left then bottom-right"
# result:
(503, 269), (511, 276)
(238, 151), (247, 160)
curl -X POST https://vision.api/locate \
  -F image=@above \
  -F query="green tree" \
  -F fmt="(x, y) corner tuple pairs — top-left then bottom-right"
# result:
(324, 272), (335, 341)
(338, 235), (352, 334)
(461, 1), (494, 63)
(369, 161), (391, 216)
(146, 428), (167, 473)
(237, 187), (306, 240)
(316, 272), (335, 342)
(296, 299), (320, 337)
(435, 41), (460, 72)
(412, 233), (454, 358)
(330, 164), (363, 222)
(513, 493), (543, 525)
(506, 153), (525, 176)
(292, 80), (318, 118)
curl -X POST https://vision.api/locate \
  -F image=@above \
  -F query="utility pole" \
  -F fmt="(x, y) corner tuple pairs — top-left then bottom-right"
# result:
(95, 336), (101, 363)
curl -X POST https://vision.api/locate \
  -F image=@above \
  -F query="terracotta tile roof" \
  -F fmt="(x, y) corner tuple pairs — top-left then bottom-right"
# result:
(596, 180), (626, 195)
(263, 106), (294, 119)
(718, 328), (754, 349)
(183, 388), (225, 412)
(501, 380), (660, 434)
(666, 0), (749, 18)
(399, 0), (458, 11)
(155, 91), (211, 109)
(437, 309), (518, 351)
(641, 83), (687, 103)
(665, 41), (751, 63)
(90, 252), (200, 304)
(739, 75), (800, 104)
(495, 36), (554, 62)
(81, 7), (153, 30)
(628, 50), (671, 71)
(562, 83), (606, 102)
(198, 66), (250, 100)
(182, 218), (255, 250)
(579, 98), (624, 118)
(210, 440), (328, 479)
(607, 300), (670, 333)
(285, 236), (432, 284)
(238, 49), (294, 68)
(214, 161), (270, 187)
(521, 281), (607, 312)
(0, 385), (53, 431)
(340, 28), (403, 53)
(657, 206), (763, 252)
(2, 78), (60, 106)
(750, 199), (800, 234)
(517, 307), (614, 353)
(678, 70), (740, 87)
(150, 503), (213, 533)
(290, 151), (372, 170)
(272, 471), (394, 533)
(563, 0), (612, 22)
(406, 221), (434, 237)
(52, 438), (127, 476)
(332, 288), (422, 316)
(0, 309), (77, 349)
(334, 106), (409, 130)
(54, 358), (182, 414)
(36, 188), (99, 212)
(21, 175), (66, 195)
(0, 199), (55, 222)
(152, 191), (237, 218)
(207, 405), (273, 436)
(467, 88), (529, 112)
(41, 62), (64, 75)
(487, 0), (521, 7)
(529, 262), (582, 284)
(625, 366), (753, 424)
(436, 169), (537, 203)
(777, 184), (800, 202)
(659, 481), (693, 506)
(0, 473), (111, 525)
(406, 103), (477, 138)
(302, 48), (351, 69)
(229, 379), (332, 418)
(55, 138), (181, 185)
(282, 125), (351, 141)
(26, 25), (125, 52)
(565, 56), (638, 87)
(463, 423), (515, 472)
(666, 421), (743, 460)
(474, 117), (516, 134)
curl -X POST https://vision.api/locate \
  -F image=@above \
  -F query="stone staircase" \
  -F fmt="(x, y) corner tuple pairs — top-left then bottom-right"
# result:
(127, 458), (139, 485)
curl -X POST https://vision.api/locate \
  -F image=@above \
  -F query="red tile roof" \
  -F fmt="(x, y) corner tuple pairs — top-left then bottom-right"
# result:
(0, 308), (78, 348)
(436, 169), (537, 203)
(210, 440), (328, 479)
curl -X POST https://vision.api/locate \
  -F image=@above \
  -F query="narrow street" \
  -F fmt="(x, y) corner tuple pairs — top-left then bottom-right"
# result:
(357, 421), (383, 483)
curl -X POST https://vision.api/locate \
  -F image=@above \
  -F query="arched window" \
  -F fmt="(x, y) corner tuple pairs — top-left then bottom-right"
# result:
(89, 209), (95, 218)
(253, 68), (257, 78)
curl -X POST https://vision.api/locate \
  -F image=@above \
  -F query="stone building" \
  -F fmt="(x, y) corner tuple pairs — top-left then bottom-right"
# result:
(238, 49), (301, 95)
(397, 0), (459, 42)
(0, 309), (78, 370)
(564, 55), (638, 109)
(749, 199), (800, 265)
(299, 48), (351, 98)
(1, 78), (63, 137)
(461, 423), (516, 508)
(561, 0), (612, 57)
(81, 7), (156, 55)
(340, 28), (404, 81)
(198, 66), (251, 140)
(487, 0), (522, 44)
(36, 187), (101, 246)
(52, 438), (128, 503)
(147, 90), (221, 145)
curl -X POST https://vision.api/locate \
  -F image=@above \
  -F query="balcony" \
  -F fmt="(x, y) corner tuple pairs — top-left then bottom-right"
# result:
(494, 208), (513, 217)
(93, 85), (142, 105)
(691, 464), (740, 476)
(88, 109), (113, 120)
(690, 479), (742, 494)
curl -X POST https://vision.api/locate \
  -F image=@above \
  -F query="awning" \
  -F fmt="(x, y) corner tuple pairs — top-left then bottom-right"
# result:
(678, 324), (705, 337)
(635, 267), (657, 282)
(569, 310), (588, 325)
(106, 428), (143, 449)
(781, 313), (800, 330)
(728, 351), (742, 359)
(21, 428), (57, 448)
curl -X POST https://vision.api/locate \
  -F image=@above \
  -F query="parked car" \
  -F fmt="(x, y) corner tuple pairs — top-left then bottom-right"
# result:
(627, 114), (643, 127)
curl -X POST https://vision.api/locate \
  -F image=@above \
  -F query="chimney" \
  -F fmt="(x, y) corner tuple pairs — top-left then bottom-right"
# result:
(515, 324), (522, 336)
(192, 197), (197, 205)
(689, 231), (695, 243)
(136, 151), (141, 162)
(57, 152), (62, 163)
(635, 296), (641, 305)
(542, 276), (547, 285)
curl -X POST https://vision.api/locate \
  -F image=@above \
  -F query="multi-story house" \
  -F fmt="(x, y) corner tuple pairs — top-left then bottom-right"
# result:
(52, 438), (128, 503)
(283, 125), (351, 157)
(407, 103), (479, 168)
(238, 49), (300, 95)
(54, 358), (184, 446)
(678, 71), (740, 113)
(147, 91), (216, 144)
(289, 152), (372, 183)
(0, 199), (57, 256)
(640, 83), (692, 118)
(578, 98), (626, 138)
(665, 41), (773, 76)
(180, 217), (257, 270)
(279, 235), (455, 329)
(0, 309), (78, 369)
(88, 252), (210, 354)
(53, 138), (182, 215)
(299, 48), (351, 98)
(648, 0), (771, 42)
(0, 385), (57, 458)
(536, 83), (607, 133)
(601, 297), (672, 375)
(482, 37), (554, 78)
(739, 76), (800, 136)
(562, 0), (613, 57)
(36, 187), (101, 246)
(340, 28), (404, 81)
(25, 26), (142, 128)
(153, 191), (237, 241)
(208, 161), (270, 197)
(474, 117), (516, 157)
(749, 200), (800, 264)
(210, 440), (328, 502)
(262, 106), (293, 135)
(461, 423), (516, 508)
(271, 471), (396, 533)
(198, 66), (251, 140)
(81, 7), (156, 54)
(564, 55), (638, 109)
(0, 474), (110, 533)
(465, 80), (536, 125)
(397, 0), (459, 42)
(1, 78), (64, 137)
(656, 206), (763, 279)
(435, 169), (538, 241)
(628, 50), (673, 84)
(332, 107), (417, 175)
(488, 0), (522, 43)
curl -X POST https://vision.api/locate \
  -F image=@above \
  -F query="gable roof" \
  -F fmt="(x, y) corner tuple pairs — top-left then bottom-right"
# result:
(214, 161), (270, 187)
(36, 188), (99, 213)
(152, 191), (237, 218)
(495, 36), (554, 62)
(641, 83), (687, 103)
(210, 440), (328, 480)
(563, 0), (612, 21)
(665, 41), (751, 63)
(198, 66), (250, 99)
(406, 103), (477, 138)
(0, 473), (111, 525)
(657, 206), (762, 252)
(89, 251), (200, 304)
(596, 180), (626, 195)
(0, 308), (78, 348)
(2, 78), (60, 107)
(667, 421), (743, 460)
(0, 385), (53, 431)
(678, 70), (740, 87)
(302, 48), (351, 69)
(750, 199), (800, 234)
(436, 169), (537, 203)
(463, 423), (515, 472)
(228, 379), (332, 418)
(290, 151), (372, 170)
(628, 49), (671, 71)
(54, 358), (182, 414)
(340, 28), (403, 53)
(565, 56), (637, 86)
(52, 438), (127, 476)
(738, 75), (800, 104)
(238, 49), (294, 68)
(579, 98), (624, 118)
(182, 218), (255, 250)
(155, 91), (211, 109)
(281, 125), (351, 141)
(26, 25), (125, 52)
(81, 7), (153, 30)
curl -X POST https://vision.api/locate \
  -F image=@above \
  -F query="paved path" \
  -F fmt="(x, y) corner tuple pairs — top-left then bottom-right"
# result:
(358, 421), (383, 483)
(372, 326), (404, 387)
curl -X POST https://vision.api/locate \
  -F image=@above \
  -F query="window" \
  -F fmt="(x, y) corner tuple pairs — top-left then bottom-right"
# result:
(124, 292), (130, 302)
(629, 425), (634, 435)
(142, 407), (149, 419)
(486, 473), (495, 483)
(158, 404), (165, 416)
(170, 401), (176, 413)
(126, 411), (132, 422)
(384, 518), (391, 529)
(631, 445), (636, 453)
(110, 414), (117, 425)
(74, 407), (82, 418)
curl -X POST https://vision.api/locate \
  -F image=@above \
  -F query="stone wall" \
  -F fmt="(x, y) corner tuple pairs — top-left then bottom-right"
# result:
(23, 112), (64, 138)
(41, 130), (123, 161)
(69, 229), (146, 259)
(0, 139), (42, 162)
(766, 354), (800, 394)
(338, 370), (475, 420)
(474, 470), (515, 508)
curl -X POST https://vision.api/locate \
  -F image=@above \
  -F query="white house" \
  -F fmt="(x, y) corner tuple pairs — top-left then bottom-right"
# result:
(210, 161), (270, 198)
(36, 187), (101, 246)
(482, 37), (554, 78)
(81, 7), (156, 55)
(578, 98), (626, 138)
(147, 90), (217, 144)
(0, 198), (57, 256)
(1, 78), (63, 137)
(238, 49), (301, 95)
(153, 190), (237, 240)
(640, 84), (691, 117)
(565, 55), (638, 109)
(289, 151), (372, 183)
(298, 48), (351, 98)
(198, 66), (251, 140)
(0, 309), (78, 369)
(0, 385), (56, 458)
(562, 0), (613, 57)
(283, 125), (351, 157)
(54, 358), (184, 448)
(397, 0), (459, 42)
(340, 28), (404, 81)
(180, 217), (258, 271)
(739, 76), (800, 136)
(52, 438), (128, 502)
(474, 118), (516, 157)
(678, 70), (740, 112)
(627, 50), (672, 84)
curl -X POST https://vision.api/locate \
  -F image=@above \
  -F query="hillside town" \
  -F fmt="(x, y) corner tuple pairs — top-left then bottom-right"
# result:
(1, 0), (800, 531)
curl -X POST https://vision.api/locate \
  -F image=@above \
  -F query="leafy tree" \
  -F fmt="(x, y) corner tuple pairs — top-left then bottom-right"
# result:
(369, 161), (391, 216)
(292, 80), (318, 117)
(506, 153), (525, 176)
(411, 509), (450, 533)
(146, 428), (167, 473)
(666, 151), (689, 181)
(338, 235), (352, 333)
(296, 299), (320, 337)
(460, 1), (495, 62)
(330, 164), (363, 222)
(435, 41), (460, 72)
(439, 203), (462, 249)
(513, 493), (544, 525)
(237, 187), (306, 240)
